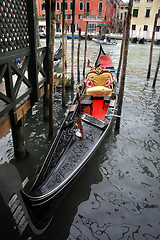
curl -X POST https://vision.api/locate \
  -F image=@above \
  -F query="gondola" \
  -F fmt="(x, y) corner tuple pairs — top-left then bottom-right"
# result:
(21, 44), (117, 223)
(139, 37), (145, 44)
(0, 45), (117, 235)
(131, 37), (138, 43)
(92, 37), (117, 45)
(67, 34), (78, 39)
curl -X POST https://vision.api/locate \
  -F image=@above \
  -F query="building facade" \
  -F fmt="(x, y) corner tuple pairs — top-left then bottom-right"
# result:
(131, 0), (160, 39)
(119, 2), (128, 33)
(36, 0), (120, 34)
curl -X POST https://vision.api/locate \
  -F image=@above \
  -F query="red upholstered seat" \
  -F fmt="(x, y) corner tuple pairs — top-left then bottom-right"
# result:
(100, 55), (114, 68)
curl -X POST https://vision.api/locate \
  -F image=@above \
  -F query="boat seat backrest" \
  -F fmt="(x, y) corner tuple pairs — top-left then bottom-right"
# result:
(86, 72), (113, 87)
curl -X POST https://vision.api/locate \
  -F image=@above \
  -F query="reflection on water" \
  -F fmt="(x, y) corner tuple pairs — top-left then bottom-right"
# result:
(0, 40), (160, 239)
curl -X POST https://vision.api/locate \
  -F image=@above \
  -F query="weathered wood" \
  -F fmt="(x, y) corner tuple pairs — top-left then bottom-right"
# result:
(65, 23), (68, 69)
(0, 99), (31, 140)
(77, 28), (81, 84)
(27, 0), (39, 104)
(43, 0), (50, 121)
(115, 0), (133, 131)
(147, 13), (158, 80)
(48, 0), (56, 137)
(83, 21), (88, 79)
(35, 4), (40, 48)
(152, 53), (160, 88)
(71, 0), (75, 88)
(0, 84), (46, 140)
(62, 0), (65, 107)
(117, 15), (127, 82)
(11, 118), (27, 158)
(0, 116), (11, 140)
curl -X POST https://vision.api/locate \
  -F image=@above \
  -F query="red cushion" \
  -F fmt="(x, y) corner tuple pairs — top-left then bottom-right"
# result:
(100, 55), (114, 68)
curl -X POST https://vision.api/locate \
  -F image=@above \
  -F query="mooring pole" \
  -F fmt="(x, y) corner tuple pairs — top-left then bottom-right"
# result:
(152, 53), (160, 88)
(43, 0), (50, 121)
(117, 15), (127, 82)
(65, 23), (68, 69)
(77, 28), (81, 84)
(83, 21), (88, 79)
(62, 0), (65, 107)
(147, 13), (158, 80)
(71, 0), (75, 89)
(48, 0), (56, 137)
(115, 0), (133, 131)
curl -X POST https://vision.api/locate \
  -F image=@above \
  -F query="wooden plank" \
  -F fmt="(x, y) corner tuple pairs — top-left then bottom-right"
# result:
(0, 84), (46, 140)
(0, 115), (11, 139)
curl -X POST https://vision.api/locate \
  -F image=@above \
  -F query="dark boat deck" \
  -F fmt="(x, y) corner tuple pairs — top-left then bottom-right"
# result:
(30, 115), (106, 198)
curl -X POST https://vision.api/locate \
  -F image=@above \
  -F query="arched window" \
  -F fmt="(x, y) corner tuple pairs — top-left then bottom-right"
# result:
(86, 2), (90, 13)
(98, 2), (103, 13)
(80, 2), (83, 11)
(70, 2), (72, 10)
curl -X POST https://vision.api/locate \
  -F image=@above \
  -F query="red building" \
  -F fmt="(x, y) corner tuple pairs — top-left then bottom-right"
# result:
(36, 0), (119, 33)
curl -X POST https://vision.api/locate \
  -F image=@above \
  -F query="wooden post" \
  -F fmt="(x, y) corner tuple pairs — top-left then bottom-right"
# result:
(11, 118), (27, 158)
(152, 53), (160, 88)
(4, 65), (27, 158)
(117, 14), (127, 82)
(27, 0), (39, 104)
(62, 0), (65, 107)
(48, 0), (56, 137)
(71, 0), (75, 88)
(147, 13), (158, 80)
(65, 23), (68, 69)
(43, 0), (50, 121)
(115, 0), (133, 131)
(35, 4), (40, 48)
(83, 21), (88, 79)
(77, 28), (81, 84)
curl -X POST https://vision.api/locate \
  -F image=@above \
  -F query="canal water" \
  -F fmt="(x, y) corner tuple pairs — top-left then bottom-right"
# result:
(0, 39), (160, 239)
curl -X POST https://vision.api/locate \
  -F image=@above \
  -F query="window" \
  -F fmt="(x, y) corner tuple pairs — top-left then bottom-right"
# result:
(65, 2), (68, 10)
(61, 2), (63, 12)
(147, 0), (153, 2)
(133, 8), (139, 17)
(132, 25), (136, 30)
(42, 2), (45, 10)
(57, 2), (60, 10)
(86, 2), (90, 13)
(80, 2), (83, 11)
(156, 26), (160, 32)
(88, 23), (97, 33)
(120, 13), (123, 20)
(134, 0), (140, 2)
(56, 14), (61, 20)
(145, 8), (150, 17)
(98, 2), (103, 13)
(144, 25), (148, 31)
(70, 2), (72, 10)
(79, 14), (83, 19)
